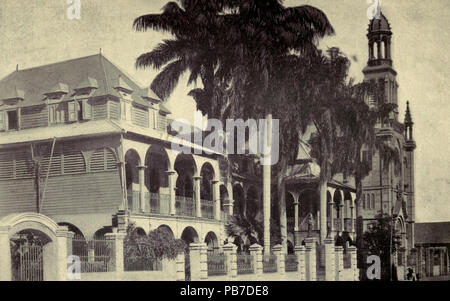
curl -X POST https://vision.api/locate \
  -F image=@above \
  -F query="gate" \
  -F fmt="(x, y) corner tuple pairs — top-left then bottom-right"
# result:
(12, 244), (44, 281)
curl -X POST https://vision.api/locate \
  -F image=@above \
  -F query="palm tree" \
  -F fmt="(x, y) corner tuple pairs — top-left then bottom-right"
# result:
(135, 0), (335, 252)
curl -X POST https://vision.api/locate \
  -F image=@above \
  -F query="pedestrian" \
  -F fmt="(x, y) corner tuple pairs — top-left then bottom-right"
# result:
(406, 267), (416, 281)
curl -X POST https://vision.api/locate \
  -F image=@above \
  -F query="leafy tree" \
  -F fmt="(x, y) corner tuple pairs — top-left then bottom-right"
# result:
(362, 213), (401, 280)
(124, 223), (186, 262)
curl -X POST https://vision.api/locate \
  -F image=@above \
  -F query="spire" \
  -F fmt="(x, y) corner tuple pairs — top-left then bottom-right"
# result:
(404, 101), (413, 125)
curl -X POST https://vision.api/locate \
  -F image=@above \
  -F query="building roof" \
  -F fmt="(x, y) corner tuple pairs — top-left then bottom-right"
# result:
(415, 222), (450, 245)
(0, 120), (123, 146)
(368, 12), (391, 33)
(0, 54), (162, 108)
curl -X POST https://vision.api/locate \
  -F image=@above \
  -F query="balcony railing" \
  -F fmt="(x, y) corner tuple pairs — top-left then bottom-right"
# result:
(201, 199), (214, 219)
(175, 195), (196, 217)
(127, 191), (140, 214)
(127, 191), (217, 220)
(147, 192), (170, 215)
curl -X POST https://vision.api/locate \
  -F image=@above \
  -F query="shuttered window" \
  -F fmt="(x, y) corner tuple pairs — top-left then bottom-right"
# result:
(90, 148), (117, 172)
(63, 143), (86, 174)
(82, 99), (92, 120)
(40, 145), (63, 177)
(0, 111), (5, 131)
(0, 149), (33, 179)
(15, 150), (33, 178)
(105, 149), (117, 170)
(0, 151), (14, 179)
(68, 101), (77, 121)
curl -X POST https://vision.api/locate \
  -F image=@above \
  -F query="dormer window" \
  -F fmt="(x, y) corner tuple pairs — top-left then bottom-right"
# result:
(0, 109), (20, 131)
(48, 104), (65, 124)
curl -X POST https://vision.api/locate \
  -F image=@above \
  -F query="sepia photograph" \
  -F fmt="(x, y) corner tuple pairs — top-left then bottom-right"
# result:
(0, 0), (449, 286)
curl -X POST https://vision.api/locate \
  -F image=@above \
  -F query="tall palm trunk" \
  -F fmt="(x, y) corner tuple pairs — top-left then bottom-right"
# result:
(278, 157), (288, 253)
(263, 113), (272, 253)
(319, 176), (328, 243)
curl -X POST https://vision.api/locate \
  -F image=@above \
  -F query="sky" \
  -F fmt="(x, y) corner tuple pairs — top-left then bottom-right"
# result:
(0, 0), (449, 222)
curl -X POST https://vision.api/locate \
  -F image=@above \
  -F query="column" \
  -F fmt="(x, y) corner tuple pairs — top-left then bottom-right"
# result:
(350, 193), (356, 233)
(293, 200), (301, 246)
(249, 244), (263, 278)
(176, 252), (185, 281)
(320, 181), (327, 243)
(55, 228), (70, 281)
(223, 243), (237, 279)
(0, 226), (11, 281)
(324, 238), (335, 281)
(167, 171), (177, 215)
(105, 230), (127, 273)
(117, 161), (127, 210)
(293, 200), (299, 232)
(212, 180), (221, 221)
(305, 237), (317, 281)
(328, 188), (336, 238)
(348, 246), (358, 281)
(272, 244), (285, 276)
(194, 176), (202, 218)
(339, 204), (344, 233)
(335, 246), (343, 281)
(294, 245), (306, 281)
(138, 166), (146, 212)
(189, 242), (208, 281)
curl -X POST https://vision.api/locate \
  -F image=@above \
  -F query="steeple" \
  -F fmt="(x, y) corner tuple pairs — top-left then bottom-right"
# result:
(404, 101), (414, 142)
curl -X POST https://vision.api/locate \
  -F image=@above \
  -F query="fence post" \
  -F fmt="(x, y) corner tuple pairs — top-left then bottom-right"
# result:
(305, 237), (317, 281)
(294, 245), (306, 281)
(250, 244), (263, 278)
(176, 252), (185, 281)
(223, 243), (237, 279)
(335, 246), (343, 281)
(272, 244), (285, 276)
(105, 230), (126, 274)
(190, 242), (208, 281)
(324, 238), (335, 281)
(348, 246), (358, 281)
(0, 226), (11, 281)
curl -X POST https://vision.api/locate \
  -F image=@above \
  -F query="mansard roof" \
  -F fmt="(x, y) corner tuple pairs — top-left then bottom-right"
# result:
(0, 54), (162, 107)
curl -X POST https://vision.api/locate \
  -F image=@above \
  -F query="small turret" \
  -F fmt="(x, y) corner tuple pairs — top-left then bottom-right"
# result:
(404, 101), (416, 151)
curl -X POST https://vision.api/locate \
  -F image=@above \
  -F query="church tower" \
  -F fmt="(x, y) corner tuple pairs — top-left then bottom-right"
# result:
(363, 12), (399, 120)
(358, 10), (417, 273)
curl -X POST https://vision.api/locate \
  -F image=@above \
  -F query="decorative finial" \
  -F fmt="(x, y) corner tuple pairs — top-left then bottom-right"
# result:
(405, 101), (413, 125)
(100, 48), (102, 54)
(16, 64), (19, 71)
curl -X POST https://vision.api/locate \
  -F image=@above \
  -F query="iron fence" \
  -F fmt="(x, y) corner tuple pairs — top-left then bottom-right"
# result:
(207, 253), (227, 276)
(285, 254), (298, 272)
(263, 254), (277, 273)
(237, 254), (254, 275)
(176, 196), (196, 217)
(124, 256), (162, 271)
(201, 199), (214, 219)
(72, 235), (113, 273)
